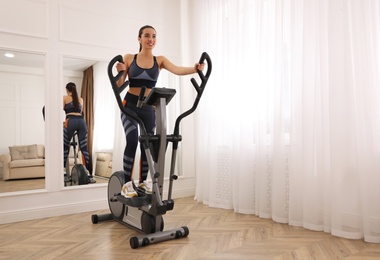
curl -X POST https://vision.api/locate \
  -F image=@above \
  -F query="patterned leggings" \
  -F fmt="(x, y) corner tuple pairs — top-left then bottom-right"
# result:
(121, 92), (155, 183)
(63, 115), (90, 170)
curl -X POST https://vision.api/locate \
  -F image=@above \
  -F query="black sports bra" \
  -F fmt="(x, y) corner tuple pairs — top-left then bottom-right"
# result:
(64, 101), (82, 114)
(128, 54), (160, 89)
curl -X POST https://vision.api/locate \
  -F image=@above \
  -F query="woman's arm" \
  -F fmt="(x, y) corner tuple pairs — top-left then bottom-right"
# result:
(159, 56), (203, 75)
(79, 98), (84, 113)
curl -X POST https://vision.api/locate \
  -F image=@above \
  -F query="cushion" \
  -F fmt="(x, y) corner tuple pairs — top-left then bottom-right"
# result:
(9, 144), (38, 161)
(96, 152), (112, 162)
(10, 158), (44, 168)
(36, 145), (45, 159)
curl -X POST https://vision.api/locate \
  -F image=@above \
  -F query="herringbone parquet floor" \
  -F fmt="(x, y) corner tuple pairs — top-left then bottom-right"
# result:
(0, 197), (379, 260)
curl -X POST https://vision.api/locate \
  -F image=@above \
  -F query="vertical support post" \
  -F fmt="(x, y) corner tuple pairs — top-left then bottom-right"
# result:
(168, 149), (177, 200)
(154, 97), (167, 198)
(151, 97), (167, 232)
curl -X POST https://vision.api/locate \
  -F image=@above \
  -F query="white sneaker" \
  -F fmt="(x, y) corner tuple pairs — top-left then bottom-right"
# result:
(139, 181), (152, 194)
(121, 181), (138, 198)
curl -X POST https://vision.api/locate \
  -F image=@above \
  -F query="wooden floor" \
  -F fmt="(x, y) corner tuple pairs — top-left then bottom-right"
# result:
(0, 197), (379, 260)
(0, 177), (45, 193)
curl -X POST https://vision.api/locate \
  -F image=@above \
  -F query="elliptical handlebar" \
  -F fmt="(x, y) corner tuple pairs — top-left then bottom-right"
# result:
(107, 55), (148, 136)
(191, 52), (212, 94)
(137, 86), (146, 108)
(174, 52), (212, 136)
(107, 55), (130, 93)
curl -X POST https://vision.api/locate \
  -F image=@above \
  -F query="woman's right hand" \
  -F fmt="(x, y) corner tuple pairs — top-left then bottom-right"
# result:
(116, 62), (126, 73)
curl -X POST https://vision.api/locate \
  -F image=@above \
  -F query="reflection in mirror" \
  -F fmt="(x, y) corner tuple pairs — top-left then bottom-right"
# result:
(0, 49), (45, 193)
(62, 57), (109, 186)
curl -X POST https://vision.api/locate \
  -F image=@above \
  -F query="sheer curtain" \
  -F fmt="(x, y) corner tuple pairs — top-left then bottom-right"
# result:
(92, 62), (117, 159)
(93, 61), (127, 173)
(190, 0), (380, 243)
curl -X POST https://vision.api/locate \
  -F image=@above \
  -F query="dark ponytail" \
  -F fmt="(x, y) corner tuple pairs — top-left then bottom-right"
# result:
(65, 82), (79, 110)
(138, 25), (156, 52)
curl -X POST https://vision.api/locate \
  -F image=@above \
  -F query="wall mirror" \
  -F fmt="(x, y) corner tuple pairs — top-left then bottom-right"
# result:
(0, 49), (45, 193)
(62, 56), (110, 187)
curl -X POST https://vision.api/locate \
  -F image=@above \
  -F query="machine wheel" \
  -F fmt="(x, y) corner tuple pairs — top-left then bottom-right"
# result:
(91, 214), (99, 224)
(141, 212), (164, 234)
(71, 164), (89, 185)
(108, 171), (125, 220)
(130, 237), (139, 249)
(182, 226), (190, 237)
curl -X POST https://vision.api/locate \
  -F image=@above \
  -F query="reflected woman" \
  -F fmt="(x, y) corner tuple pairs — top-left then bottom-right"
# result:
(63, 82), (95, 183)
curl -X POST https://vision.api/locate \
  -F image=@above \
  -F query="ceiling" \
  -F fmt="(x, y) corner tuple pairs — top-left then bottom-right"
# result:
(0, 49), (96, 71)
(63, 57), (97, 71)
(0, 49), (45, 69)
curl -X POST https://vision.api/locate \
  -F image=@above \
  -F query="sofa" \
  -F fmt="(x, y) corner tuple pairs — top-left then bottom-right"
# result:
(95, 152), (113, 178)
(0, 144), (45, 180)
(0, 144), (82, 181)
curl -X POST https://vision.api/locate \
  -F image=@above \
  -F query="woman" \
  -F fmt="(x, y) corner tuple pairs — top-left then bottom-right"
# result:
(63, 82), (95, 183)
(116, 25), (204, 198)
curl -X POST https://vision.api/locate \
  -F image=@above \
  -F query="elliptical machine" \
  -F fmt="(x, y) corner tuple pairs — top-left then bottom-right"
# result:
(64, 132), (94, 186)
(42, 106), (94, 186)
(91, 52), (212, 249)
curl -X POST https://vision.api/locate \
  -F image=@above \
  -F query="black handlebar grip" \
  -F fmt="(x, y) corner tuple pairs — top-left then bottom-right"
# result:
(137, 86), (146, 108)
(108, 55), (129, 93)
(197, 52), (206, 82)
(107, 55), (123, 81)
(196, 52), (212, 83)
(199, 52), (208, 64)
(138, 86), (146, 100)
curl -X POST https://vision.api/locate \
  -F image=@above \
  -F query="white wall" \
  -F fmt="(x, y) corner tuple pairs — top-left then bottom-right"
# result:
(0, 0), (196, 224)
(0, 68), (45, 153)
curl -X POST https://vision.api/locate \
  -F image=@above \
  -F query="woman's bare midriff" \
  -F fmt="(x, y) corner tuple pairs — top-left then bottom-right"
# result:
(128, 87), (152, 97)
(66, 112), (82, 116)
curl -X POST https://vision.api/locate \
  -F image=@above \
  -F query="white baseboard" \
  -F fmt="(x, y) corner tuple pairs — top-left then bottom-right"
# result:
(0, 184), (195, 224)
(0, 199), (108, 224)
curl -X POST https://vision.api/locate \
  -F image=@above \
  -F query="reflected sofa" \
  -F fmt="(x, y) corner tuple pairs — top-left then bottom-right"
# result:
(95, 152), (113, 178)
(0, 144), (81, 181)
(0, 144), (45, 180)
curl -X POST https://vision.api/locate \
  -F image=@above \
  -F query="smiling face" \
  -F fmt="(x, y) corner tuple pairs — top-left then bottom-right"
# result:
(138, 27), (157, 51)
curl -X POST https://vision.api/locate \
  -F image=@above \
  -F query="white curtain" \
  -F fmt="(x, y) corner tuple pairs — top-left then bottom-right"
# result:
(92, 62), (117, 157)
(93, 60), (127, 173)
(190, 0), (380, 243)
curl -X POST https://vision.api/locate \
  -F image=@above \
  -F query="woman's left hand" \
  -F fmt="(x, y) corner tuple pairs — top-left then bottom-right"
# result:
(195, 63), (205, 72)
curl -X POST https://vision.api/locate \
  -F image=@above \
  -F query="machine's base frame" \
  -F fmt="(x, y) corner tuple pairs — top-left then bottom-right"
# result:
(91, 171), (189, 249)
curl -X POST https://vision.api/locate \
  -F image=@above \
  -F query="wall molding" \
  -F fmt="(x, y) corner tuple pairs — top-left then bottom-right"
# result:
(0, 0), (48, 39)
